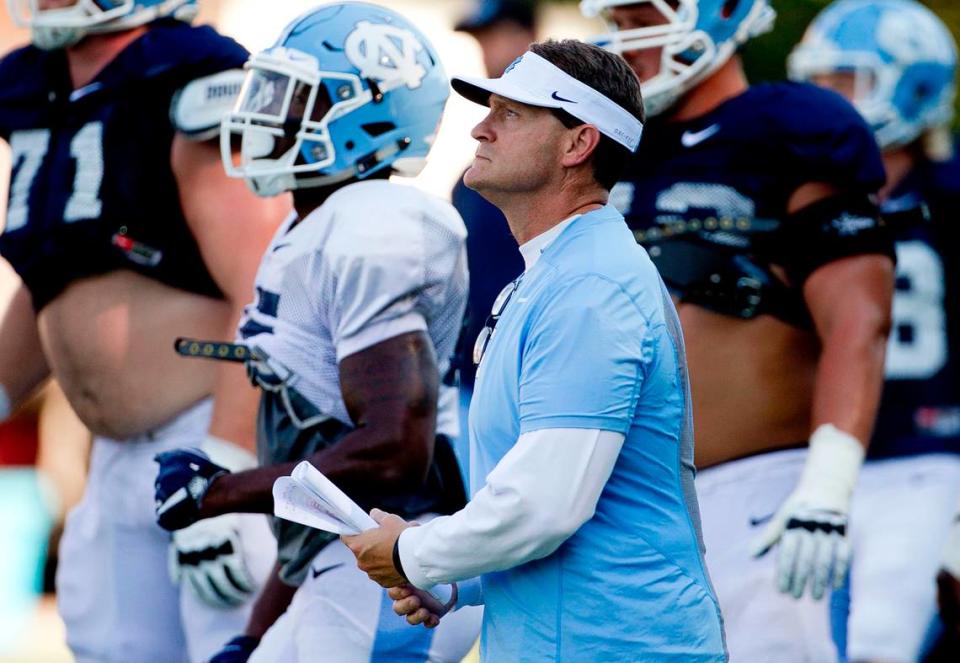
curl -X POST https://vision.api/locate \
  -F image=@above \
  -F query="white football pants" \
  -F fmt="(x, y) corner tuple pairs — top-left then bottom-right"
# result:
(56, 399), (275, 663)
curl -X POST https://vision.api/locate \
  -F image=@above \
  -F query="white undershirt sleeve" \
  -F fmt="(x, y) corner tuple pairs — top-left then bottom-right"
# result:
(397, 427), (624, 592)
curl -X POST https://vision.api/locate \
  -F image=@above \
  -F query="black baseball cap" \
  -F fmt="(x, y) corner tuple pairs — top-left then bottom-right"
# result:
(454, 0), (536, 33)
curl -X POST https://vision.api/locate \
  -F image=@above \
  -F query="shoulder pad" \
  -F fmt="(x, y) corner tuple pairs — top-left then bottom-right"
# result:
(0, 45), (48, 103)
(760, 82), (886, 193)
(170, 69), (245, 141)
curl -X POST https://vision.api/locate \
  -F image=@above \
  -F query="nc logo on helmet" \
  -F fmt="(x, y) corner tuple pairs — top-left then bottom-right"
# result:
(345, 21), (427, 90)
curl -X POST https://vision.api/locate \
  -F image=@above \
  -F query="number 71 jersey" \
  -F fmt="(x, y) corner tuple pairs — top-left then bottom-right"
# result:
(0, 21), (248, 311)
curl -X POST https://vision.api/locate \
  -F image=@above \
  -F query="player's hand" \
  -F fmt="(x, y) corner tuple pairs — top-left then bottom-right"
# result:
(389, 585), (442, 628)
(205, 634), (261, 662)
(170, 515), (258, 608)
(154, 448), (230, 531)
(750, 424), (864, 601)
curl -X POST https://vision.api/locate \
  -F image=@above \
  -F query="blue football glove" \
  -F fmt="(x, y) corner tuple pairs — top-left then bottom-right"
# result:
(154, 448), (229, 531)
(206, 635), (260, 663)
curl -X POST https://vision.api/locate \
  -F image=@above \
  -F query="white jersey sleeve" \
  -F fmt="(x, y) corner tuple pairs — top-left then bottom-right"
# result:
(320, 182), (468, 364)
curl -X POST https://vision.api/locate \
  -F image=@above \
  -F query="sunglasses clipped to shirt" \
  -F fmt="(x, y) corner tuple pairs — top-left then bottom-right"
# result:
(473, 276), (523, 365)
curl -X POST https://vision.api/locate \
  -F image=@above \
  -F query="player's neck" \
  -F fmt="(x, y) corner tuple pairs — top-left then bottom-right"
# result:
(878, 145), (919, 202)
(65, 26), (148, 89)
(291, 173), (390, 220)
(293, 190), (335, 221)
(665, 57), (749, 123)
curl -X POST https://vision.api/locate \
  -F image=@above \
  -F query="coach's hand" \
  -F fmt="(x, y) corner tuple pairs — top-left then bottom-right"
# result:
(154, 448), (229, 531)
(342, 508), (414, 588)
(389, 585), (442, 629)
(750, 424), (864, 601)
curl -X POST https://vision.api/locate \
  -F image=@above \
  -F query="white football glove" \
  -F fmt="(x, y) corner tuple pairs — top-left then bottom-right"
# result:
(750, 424), (865, 601)
(169, 436), (260, 609)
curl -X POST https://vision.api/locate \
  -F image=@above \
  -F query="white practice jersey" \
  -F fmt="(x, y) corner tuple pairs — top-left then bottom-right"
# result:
(237, 180), (468, 438)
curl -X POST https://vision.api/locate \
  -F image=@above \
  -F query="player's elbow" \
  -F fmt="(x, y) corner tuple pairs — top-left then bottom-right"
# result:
(367, 426), (434, 490)
(829, 296), (892, 355)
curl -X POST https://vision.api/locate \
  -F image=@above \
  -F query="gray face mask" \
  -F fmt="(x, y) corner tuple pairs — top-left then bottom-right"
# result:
(32, 24), (85, 50)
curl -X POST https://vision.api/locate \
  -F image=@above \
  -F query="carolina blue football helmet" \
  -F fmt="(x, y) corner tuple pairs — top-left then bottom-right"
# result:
(580, 0), (776, 116)
(788, 0), (957, 149)
(7, 0), (198, 50)
(221, 1), (449, 197)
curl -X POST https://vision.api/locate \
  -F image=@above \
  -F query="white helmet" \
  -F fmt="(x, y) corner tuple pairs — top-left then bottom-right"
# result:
(580, 0), (776, 116)
(788, 0), (957, 149)
(7, 0), (198, 50)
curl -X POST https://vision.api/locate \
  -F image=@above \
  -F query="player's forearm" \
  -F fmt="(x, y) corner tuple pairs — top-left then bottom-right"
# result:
(804, 254), (894, 445)
(398, 429), (623, 589)
(202, 418), (433, 518)
(202, 462), (296, 517)
(811, 302), (889, 445)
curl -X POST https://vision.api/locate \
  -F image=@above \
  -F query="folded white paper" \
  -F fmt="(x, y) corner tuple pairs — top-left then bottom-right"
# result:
(273, 460), (377, 535)
(272, 460), (458, 612)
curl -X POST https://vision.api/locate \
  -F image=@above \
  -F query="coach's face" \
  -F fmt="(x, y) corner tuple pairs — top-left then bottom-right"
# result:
(465, 94), (567, 197)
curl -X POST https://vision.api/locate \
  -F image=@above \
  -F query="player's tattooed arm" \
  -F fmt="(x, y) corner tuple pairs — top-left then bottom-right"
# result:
(200, 330), (438, 516)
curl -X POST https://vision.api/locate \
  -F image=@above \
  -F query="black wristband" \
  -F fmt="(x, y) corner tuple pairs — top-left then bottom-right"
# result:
(392, 537), (409, 582)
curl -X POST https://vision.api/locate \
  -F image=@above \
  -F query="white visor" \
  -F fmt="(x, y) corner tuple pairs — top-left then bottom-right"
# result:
(452, 51), (644, 151)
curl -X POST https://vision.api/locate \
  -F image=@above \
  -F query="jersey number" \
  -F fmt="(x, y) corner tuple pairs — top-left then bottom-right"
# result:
(886, 241), (947, 380)
(6, 121), (105, 232)
(655, 182), (756, 221)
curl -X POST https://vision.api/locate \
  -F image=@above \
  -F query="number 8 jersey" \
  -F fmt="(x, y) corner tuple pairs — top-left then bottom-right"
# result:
(872, 155), (960, 458)
(0, 20), (249, 311)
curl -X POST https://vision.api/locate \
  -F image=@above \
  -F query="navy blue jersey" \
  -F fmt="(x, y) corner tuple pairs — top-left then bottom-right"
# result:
(0, 21), (248, 311)
(450, 175), (523, 389)
(615, 82), (887, 326)
(869, 152), (960, 458)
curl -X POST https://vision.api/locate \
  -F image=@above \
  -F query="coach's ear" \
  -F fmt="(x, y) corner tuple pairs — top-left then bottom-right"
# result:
(560, 124), (601, 169)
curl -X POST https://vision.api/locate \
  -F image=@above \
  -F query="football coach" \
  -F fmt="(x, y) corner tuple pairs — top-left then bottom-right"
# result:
(343, 39), (727, 662)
